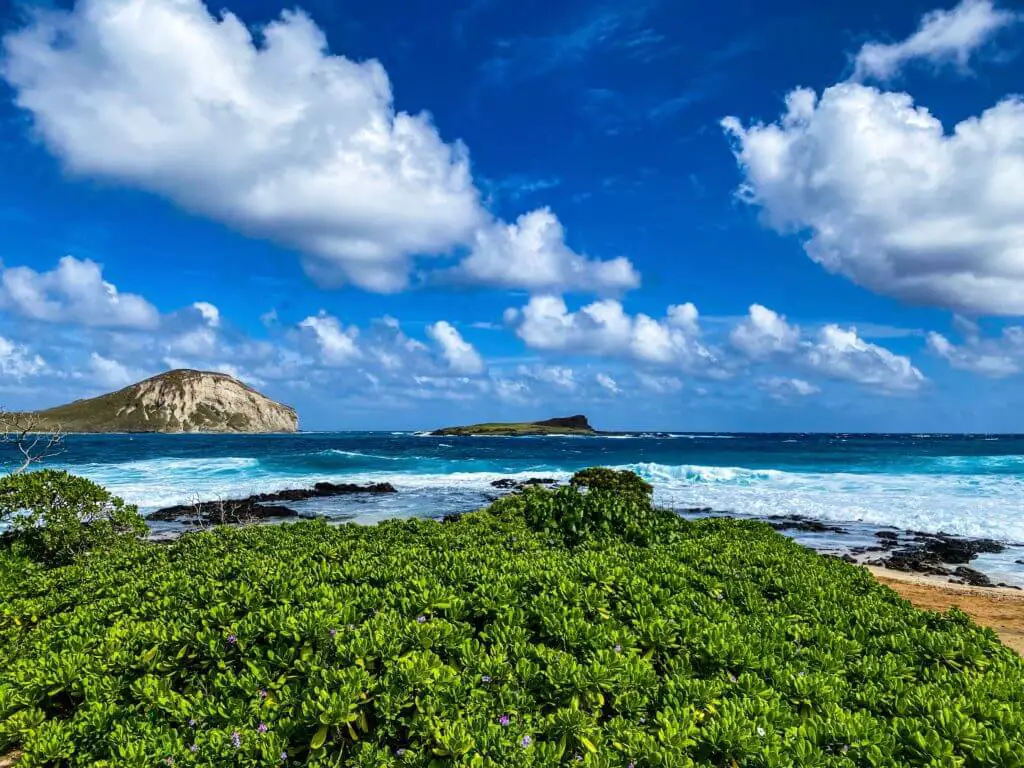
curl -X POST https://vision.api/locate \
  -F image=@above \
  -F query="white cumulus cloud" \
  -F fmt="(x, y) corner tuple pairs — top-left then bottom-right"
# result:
(299, 312), (361, 366)
(1, 0), (636, 295)
(852, 0), (1018, 81)
(723, 83), (1024, 316)
(0, 256), (159, 328)
(457, 208), (640, 294)
(595, 373), (621, 395)
(730, 304), (801, 359)
(506, 295), (718, 371)
(927, 322), (1023, 377)
(89, 352), (138, 388)
(0, 336), (46, 379)
(426, 321), (485, 374)
(760, 377), (820, 400)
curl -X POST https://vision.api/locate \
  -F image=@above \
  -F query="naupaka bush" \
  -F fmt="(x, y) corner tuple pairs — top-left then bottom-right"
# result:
(0, 469), (1022, 767)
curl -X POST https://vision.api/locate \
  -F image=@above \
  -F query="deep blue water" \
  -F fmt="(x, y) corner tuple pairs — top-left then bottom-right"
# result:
(4, 431), (1018, 541)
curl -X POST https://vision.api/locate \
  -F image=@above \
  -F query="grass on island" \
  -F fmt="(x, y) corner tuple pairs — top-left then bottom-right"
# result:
(1, 468), (1023, 767)
(431, 416), (597, 437)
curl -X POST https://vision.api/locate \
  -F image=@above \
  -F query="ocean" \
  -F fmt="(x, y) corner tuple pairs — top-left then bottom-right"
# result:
(7, 431), (1024, 583)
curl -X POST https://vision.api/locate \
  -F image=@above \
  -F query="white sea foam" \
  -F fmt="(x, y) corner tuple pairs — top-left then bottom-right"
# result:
(615, 462), (1024, 542)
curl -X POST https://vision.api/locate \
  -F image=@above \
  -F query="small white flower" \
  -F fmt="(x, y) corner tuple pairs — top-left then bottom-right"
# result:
(757, 727), (766, 737)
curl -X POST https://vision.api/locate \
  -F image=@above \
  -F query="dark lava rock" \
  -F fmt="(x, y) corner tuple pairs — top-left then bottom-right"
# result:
(148, 481), (397, 524)
(1016, 559), (1024, 566)
(768, 515), (848, 535)
(147, 500), (298, 524)
(489, 477), (559, 491)
(997, 583), (1023, 590)
(875, 531), (899, 540)
(869, 531), (1006, 576)
(950, 566), (993, 587)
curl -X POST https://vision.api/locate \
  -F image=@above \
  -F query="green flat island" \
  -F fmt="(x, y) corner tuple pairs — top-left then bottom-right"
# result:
(431, 414), (597, 436)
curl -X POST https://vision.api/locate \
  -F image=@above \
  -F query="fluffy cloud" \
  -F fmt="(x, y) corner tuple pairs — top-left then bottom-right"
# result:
(89, 352), (139, 388)
(299, 312), (361, 366)
(505, 296), (718, 371)
(0, 256), (159, 328)
(2, 0), (635, 295)
(456, 208), (639, 293)
(927, 321), (1023, 376)
(730, 304), (927, 392)
(730, 304), (800, 359)
(724, 84), (1024, 316)
(516, 364), (577, 390)
(852, 0), (1018, 81)
(595, 373), (621, 395)
(760, 377), (820, 400)
(426, 321), (485, 374)
(636, 372), (683, 393)
(0, 336), (46, 379)
(723, 1), (1024, 317)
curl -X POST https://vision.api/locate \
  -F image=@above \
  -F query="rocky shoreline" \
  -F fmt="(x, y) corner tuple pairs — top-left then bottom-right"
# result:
(146, 481), (396, 525)
(144, 474), (1022, 589)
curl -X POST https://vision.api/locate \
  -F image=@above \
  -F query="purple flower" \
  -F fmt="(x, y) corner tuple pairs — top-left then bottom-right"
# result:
(638, 717), (646, 724)
(188, 718), (197, 727)
(231, 731), (242, 749)
(227, 634), (238, 645)
(396, 748), (406, 756)
(257, 723), (268, 734)
(481, 675), (491, 683)
(614, 644), (622, 653)
(329, 629), (337, 638)
(498, 715), (511, 726)
(520, 735), (532, 748)
(573, 754), (583, 762)
(416, 615), (427, 624)
(190, 744), (198, 753)
(728, 673), (738, 683)
(258, 689), (268, 700)
(280, 751), (288, 762)
(628, 763), (635, 768)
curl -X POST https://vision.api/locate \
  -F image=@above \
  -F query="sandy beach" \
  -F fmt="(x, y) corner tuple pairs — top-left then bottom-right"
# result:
(868, 566), (1024, 655)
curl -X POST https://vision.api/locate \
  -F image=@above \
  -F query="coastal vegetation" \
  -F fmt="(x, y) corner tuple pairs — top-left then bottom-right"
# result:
(1, 469), (1023, 766)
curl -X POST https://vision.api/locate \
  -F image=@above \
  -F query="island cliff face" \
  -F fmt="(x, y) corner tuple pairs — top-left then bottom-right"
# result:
(431, 415), (596, 436)
(21, 369), (298, 433)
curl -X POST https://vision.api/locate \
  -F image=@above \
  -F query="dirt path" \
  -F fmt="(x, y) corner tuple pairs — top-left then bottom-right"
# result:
(868, 566), (1024, 655)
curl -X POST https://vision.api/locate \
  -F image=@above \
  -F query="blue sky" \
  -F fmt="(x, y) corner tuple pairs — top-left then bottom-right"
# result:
(0, 0), (1023, 431)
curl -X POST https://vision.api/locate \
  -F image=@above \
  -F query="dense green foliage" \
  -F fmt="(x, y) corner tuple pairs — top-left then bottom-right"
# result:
(570, 468), (654, 498)
(0, 470), (1022, 767)
(0, 470), (146, 565)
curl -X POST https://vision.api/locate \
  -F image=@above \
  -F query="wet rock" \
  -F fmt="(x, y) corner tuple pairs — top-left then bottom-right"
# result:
(997, 582), (1023, 590)
(148, 481), (397, 524)
(489, 477), (559, 491)
(950, 566), (993, 587)
(147, 500), (298, 524)
(875, 531), (899, 540)
(768, 515), (848, 535)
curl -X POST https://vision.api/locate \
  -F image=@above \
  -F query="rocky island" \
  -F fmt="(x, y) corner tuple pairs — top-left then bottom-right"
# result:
(430, 414), (597, 436)
(13, 369), (298, 433)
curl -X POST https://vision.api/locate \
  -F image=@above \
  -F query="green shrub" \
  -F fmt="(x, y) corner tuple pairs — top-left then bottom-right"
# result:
(0, 475), (1022, 767)
(570, 467), (653, 497)
(0, 469), (146, 565)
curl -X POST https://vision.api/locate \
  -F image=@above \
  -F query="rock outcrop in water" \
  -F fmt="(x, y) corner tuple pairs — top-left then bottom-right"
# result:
(431, 415), (597, 436)
(16, 369), (298, 433)
(147, 481), (397, 525)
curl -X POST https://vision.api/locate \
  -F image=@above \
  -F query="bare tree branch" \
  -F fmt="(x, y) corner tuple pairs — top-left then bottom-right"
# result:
(1, 409), (66, 473)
